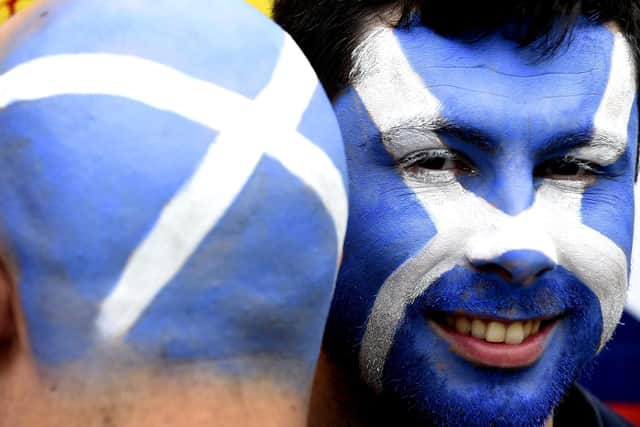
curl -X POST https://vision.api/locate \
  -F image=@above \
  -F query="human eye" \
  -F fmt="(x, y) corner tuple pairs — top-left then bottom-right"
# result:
(534, 156), (603, 181)
(398, 148), (476, 182)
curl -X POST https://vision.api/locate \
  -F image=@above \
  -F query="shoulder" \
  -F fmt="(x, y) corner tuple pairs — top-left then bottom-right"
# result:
(555, 385), (634, 427)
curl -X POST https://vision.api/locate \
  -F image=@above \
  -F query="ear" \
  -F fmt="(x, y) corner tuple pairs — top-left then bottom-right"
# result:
(627, 181), (640, 319)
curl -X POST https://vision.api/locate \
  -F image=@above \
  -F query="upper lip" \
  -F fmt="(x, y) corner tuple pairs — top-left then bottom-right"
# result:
(426, 310), (564, 347)
(426, 310), (565, 324)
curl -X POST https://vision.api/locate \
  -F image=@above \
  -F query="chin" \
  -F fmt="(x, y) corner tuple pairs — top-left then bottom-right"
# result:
(360, 267), (603, 427)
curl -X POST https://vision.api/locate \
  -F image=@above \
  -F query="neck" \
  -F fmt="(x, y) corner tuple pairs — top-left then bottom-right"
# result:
(309, 349), (378, 427)
(2, 350), (311, 427)
(310, 348), (555, 427)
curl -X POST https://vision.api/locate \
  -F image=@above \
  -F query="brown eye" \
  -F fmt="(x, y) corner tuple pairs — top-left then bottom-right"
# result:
(400, 149), (476, 181)
(415, 155), (454, 170)
(534, 157), (600, 179)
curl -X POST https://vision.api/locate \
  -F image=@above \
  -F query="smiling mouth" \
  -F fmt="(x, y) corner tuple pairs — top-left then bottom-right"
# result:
(429, 313), (561, 369)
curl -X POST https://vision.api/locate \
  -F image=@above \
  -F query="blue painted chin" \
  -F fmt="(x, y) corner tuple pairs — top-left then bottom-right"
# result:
(378, 266), (602, 427)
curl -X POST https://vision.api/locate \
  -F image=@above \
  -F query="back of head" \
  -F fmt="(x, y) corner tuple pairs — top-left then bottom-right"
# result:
(0, 0), (347, 425)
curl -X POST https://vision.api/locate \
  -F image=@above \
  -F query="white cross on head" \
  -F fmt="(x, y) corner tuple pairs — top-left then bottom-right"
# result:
(0, 35), (348, 341)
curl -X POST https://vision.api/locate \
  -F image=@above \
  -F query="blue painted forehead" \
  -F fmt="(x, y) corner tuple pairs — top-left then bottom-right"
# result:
(395, 20), (614, 86)
(385, 22), (620, 141)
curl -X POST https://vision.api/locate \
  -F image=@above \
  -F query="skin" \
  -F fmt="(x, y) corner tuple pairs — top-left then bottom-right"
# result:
(0, 0), (347, 425)
(316, 18), (638, 427)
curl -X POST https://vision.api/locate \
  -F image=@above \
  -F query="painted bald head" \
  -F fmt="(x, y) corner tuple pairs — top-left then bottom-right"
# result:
(0, 0), (346, 422)
(276, 2), (640, 426)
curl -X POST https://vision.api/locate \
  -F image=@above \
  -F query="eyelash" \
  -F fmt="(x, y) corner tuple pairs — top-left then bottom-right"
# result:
(534, 156), (604, 179)
(399, 150), (603, 182)
(400, 149), (474, 171)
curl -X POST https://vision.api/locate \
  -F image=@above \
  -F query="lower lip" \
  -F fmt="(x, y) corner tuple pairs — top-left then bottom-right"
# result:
(430, 320), (557, 369)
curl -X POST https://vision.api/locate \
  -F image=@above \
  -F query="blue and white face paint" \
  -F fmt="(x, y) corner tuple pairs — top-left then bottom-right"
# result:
(0, 0), (347, 389)
(329, 20), (637, 426)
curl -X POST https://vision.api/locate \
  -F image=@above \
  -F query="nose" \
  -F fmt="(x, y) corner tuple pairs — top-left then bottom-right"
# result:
(468, 249), (556, 284)
(465, 221), (557, 285)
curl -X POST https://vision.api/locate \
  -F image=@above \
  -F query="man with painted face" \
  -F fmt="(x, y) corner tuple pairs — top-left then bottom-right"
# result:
(0, 0), (347, 425)
(275, 1), (639, 426)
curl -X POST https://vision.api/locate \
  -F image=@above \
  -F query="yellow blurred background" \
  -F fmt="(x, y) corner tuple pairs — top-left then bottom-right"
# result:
(0, 0), (273, 24)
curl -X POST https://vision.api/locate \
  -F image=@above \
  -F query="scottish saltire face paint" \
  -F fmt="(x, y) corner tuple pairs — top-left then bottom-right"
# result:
(0, 0), (347, 390)
(329, 20), (637, 426)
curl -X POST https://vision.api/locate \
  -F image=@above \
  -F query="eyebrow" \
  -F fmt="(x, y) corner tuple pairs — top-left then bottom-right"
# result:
(383, 117), (627, 160)
(381, 116), (496, 153)
(539, 130), (626, 158)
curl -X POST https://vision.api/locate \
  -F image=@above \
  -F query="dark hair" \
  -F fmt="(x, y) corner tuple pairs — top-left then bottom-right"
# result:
(274, 0), (640, 99)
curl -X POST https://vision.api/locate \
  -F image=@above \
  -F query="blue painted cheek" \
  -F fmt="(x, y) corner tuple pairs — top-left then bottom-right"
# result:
(581, 100), (638, 261)
(382, 266), (602, 426)
(0, 95), (213, 364)
(326, 90), (438, 360)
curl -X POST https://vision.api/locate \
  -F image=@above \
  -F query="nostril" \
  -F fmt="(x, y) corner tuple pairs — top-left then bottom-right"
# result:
(468, 250), (556, 285)
(476, 262), (514, 282)
(535, 266), (553, 279)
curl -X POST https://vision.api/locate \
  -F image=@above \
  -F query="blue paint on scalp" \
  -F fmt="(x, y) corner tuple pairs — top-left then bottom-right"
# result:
(1, 0), (283, 100)
(0, 0), (346, 381)
(0, 95), (214, 364)
(128, 155), (338, 373)
(298, 84), (349, 189)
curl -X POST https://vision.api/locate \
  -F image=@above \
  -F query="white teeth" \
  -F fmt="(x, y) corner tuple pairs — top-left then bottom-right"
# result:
(505, 322), (525, 345)
(486, 322), (506, 343)
(471, 319), (487, 339)
(447, 316), (546, 344)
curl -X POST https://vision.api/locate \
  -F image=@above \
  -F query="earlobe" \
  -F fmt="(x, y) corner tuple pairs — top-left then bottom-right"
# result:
(627, 180), (640, 318)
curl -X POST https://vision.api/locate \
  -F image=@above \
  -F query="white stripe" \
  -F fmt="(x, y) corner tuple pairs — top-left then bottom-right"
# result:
(0, 53), (246, 131)
(257, 35), (320, 127)
(593, 33), (637, 160)
(572, 32), (637, 164)
(627, 296), (640, 320)
(353, 28), (441, 134)
(259, 37), (348, 244)
(0, 36), (348, 340)
(96, 135), (263, 338)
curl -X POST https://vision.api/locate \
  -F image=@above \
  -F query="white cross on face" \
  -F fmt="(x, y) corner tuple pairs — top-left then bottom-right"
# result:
(0, 36), (348, 340)
(351, 27), (636, 392)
